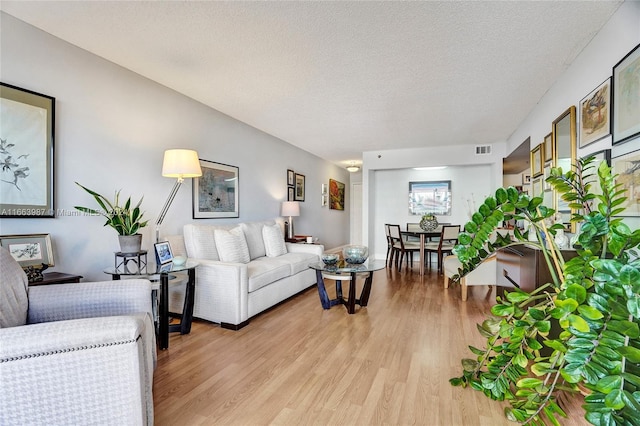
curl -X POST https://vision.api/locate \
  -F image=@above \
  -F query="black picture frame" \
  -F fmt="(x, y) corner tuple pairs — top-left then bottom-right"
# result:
(193, 159), (239, 219)
(294, 173), (305, 201)
(612, 43), (640, 145)
(154, 241), (174, 265)
(0, 83), (55, 218)
(579, 78), (611, 148)
(287, 169), (295, 186)
(288, 186), (295, 201)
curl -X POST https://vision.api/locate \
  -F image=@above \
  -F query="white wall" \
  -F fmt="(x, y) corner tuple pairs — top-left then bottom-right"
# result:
(0, 13), (350, 280)
(371, 165), (493, 259)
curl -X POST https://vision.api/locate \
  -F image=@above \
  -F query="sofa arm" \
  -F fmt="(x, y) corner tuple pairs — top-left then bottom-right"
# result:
(190, 258), (249, 325)
(286, 242), (324, 259)
(27, 279), (153, 324)
(0, 316), (154, 425)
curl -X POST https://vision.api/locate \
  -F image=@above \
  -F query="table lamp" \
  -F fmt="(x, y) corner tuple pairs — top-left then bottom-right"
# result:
(281, 201), (300, 240)
(155, 149), (202, 242)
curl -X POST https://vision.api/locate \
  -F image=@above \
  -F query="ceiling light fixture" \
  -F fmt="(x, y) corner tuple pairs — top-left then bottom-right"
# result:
(346, 163), (360, 173)
(413, 166), (447, 171)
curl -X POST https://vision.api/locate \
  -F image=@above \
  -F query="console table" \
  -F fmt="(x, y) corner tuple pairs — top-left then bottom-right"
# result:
(103, 261), (198, 350)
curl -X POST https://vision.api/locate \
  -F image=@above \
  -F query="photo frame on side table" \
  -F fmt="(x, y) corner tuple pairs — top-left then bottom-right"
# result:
(154, 241), (173, 265)
(579, 78), (611, 148)
(0, 83), (55, 218)
(613, 43), (640, 145)
(193, 159), (239, 218)
(611, 138), (640, 216)
(0, 233), (54, 267)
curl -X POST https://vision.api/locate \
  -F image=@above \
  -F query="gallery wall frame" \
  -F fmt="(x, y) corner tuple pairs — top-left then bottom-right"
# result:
(408, 180), (451, 216)
(0, 83), (55, 218)
(579, 78), (611, 148)
(192, 159), (239, 219)
(612, 43), (640, 145)
(544, 133), (553, 163)
(0, 233), (54, 267)
(294, 173), (305, 201)
(288, 186), (295, 201)
(287, 169), (294, 186)
(329, 179), (345, 210)
(611, 137), (640, 216)
(530, 144), (544, 178)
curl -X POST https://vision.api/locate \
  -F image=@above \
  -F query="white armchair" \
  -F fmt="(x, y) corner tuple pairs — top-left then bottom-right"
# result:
(0, 247), (156, 425)
(443, 253), (514, 301)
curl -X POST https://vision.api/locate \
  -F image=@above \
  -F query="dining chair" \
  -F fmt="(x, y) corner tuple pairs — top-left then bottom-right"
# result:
(384, 223), (394, 266)
(405, 223), (421, 243)
(424, 225), (460, 274)
(388, 224), (421, 271)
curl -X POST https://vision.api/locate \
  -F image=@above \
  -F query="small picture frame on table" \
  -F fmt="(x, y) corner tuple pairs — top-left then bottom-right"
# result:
(154, 241), (174, 265)
(0, 233), (54, 267)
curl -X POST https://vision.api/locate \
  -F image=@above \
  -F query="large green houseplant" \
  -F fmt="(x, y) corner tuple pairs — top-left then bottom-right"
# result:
(74, 182), (149, 252)
(449, 156), (640, 425)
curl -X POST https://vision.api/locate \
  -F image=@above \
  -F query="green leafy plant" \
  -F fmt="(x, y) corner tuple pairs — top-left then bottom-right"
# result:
(422, 213), (436, 221)
(74, 182), (148, 236)
(449, 156), (640, 425)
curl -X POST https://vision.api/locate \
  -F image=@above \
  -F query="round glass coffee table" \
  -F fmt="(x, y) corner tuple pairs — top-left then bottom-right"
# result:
(104, 261), (198, 350)
(309, 259), (386, 314)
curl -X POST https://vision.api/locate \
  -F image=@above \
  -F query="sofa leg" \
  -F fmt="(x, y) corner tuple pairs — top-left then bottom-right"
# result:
(221, 320), (250, 330)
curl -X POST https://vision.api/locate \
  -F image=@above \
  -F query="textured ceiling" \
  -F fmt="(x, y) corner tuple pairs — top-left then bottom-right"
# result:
(0, 1), (622, 169)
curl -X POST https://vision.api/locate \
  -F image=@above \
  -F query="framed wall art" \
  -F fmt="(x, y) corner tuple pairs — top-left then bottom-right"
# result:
(611, 138), (640, 216)
(192, 159), (239, 218)
(408, 180), (451, 215)
(579, 78), (611, 148)
(612, 43), (640, 145)
(530, 144), (544, 178)
(294, 173), (305, 201)
(288, 186), (295, 201)
(329, 179), (345, 210)
(287, 169), (294, 186)
(0, 233), (54, 267)
(544, 133), (553, 163)
(0, 83), (55, 218)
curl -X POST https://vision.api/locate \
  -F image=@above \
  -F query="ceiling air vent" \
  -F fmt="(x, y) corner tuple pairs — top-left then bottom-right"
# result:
(475, 145), (492, 155)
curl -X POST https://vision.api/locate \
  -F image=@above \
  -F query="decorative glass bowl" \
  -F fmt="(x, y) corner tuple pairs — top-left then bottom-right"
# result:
(342, 245), (369, 264)
(173, 255), (187, 266)
(321, 253), (339, 265)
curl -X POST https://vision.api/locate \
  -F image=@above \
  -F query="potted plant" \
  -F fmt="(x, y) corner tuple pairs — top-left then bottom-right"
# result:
(74, 182), (149, 253)
(420, 213), (439, 231)
(449, 157), (640, 425)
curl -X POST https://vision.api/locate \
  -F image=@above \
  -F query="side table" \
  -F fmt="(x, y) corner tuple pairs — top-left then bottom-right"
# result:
(104, 261), (198, 350)
(28, 272), (83, 286)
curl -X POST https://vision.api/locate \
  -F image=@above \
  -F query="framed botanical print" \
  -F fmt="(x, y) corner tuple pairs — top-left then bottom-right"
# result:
(192, 159), (239, 218)
(0, 233), (54, 267)
(530, 144), (544, 178)
(294, 173), (305, 201)
(287, 169), (294, 186)
(0, 83), (55, 218)
(579, 78), (611, 148)
(612, 43), (640, 145)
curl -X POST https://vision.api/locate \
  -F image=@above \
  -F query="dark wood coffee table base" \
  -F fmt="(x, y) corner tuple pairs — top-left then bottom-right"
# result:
(314, 269), (374, 314)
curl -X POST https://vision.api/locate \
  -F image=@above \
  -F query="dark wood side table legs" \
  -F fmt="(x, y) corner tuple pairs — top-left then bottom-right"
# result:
(315, 270), (375, 314)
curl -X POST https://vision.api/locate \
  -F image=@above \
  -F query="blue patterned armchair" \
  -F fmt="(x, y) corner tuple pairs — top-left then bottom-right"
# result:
(0, 247), (156, 425)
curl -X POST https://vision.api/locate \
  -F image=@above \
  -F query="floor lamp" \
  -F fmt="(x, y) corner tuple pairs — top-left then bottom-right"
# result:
(281, 201), (300, 241)
(155, 149), (202, 243)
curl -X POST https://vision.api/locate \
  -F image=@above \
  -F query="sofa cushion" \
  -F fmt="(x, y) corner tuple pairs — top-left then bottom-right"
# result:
(247, 258), (291, 292)
(0, 247), (29, 328)
(214, 227), (250, 264)
(241, 221), (273, 260)
(279, 252), (319, 275)
(262, 224), (287, 257)
(183, 224), (220, 261)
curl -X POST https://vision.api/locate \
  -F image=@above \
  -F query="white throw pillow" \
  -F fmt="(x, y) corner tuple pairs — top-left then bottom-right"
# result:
(214, 227), (250, 263)
(262, 224), (287, 257)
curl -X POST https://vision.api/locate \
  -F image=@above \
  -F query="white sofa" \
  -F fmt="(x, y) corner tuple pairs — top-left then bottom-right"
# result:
(167, 219), (323, 330)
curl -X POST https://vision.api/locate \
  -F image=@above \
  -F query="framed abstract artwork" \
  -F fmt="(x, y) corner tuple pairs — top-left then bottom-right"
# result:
(408, 180), (451, 215)
(294, 173), (305, 201)
(611, 138), (640, 216)
(0, 83), (55, 218)
(579, 78), (611, 148)
(612, 43), (640, 145)
(192, 159), (239, 218)
(0, 233), (54, 267)
(329, 179), (345, 210)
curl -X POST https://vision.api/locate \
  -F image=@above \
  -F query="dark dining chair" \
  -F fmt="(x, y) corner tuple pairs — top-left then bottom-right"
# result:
(384, 223), (394, 266)
(423, 225), (460, 274)
(388, 224), (421, 272)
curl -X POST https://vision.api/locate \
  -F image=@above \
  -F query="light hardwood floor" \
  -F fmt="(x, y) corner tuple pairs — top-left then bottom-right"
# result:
(153, 265), (586, 426)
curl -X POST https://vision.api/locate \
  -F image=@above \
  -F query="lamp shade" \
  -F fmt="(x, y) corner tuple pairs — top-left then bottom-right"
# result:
(281, 201), (300, 217)
(162, 149), (202, 178)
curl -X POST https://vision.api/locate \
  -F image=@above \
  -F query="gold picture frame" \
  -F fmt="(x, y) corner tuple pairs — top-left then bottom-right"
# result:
(530, 144), (544, 178)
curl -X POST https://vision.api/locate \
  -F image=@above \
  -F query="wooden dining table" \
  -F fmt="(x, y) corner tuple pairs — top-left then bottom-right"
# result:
(401, 229), (441, 276)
